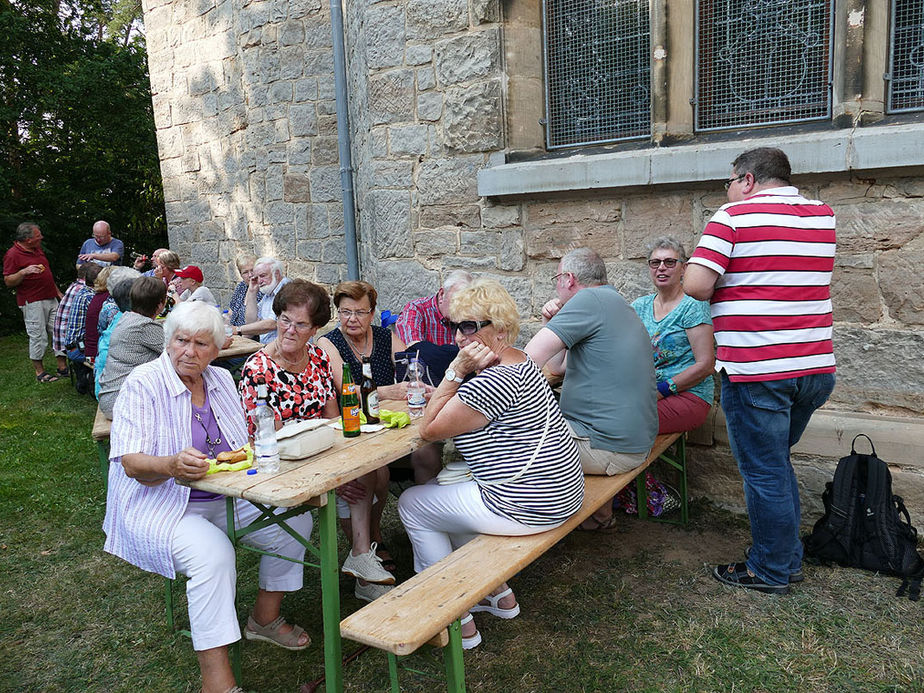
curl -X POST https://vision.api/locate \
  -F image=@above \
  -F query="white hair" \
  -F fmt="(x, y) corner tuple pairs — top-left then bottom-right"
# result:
(442, 269), (473, 293)
(254, 256), (284, 277)
(163, 301), (224, 349)
(107, 267), (142, 312)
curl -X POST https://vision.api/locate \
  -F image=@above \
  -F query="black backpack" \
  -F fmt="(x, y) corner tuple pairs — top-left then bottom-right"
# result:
(803, 434), (924, 601)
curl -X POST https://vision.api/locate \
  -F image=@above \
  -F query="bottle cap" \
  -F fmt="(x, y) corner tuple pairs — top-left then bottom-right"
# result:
(247, 469), (257, 475)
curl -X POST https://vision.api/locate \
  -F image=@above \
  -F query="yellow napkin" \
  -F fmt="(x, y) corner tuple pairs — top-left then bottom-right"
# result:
(206, 443), (254, 475)
(378, 409), (411, 429)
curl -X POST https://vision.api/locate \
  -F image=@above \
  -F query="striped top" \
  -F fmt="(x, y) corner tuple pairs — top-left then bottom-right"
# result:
(454, 356), (584, 526)
(689, 186), (836, 382)
(103, 352), (248, 578)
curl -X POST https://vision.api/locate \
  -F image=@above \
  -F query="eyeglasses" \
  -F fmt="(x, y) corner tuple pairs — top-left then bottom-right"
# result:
(724, 173), (747, 191)
(338, 308), (372, 319)
(647, 258), (680, 269)
(551, 271), (570, 285)
(449, 319), (492, 336)
(278, 315), (314, 333)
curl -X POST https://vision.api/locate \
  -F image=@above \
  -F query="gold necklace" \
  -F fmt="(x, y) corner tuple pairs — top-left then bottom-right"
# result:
(271, 341), (308, 371)
(345, 330), (371, 358)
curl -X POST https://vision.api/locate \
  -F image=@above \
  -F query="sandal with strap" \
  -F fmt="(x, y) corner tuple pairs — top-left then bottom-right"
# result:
(469, 587), (520, 619)
(56, 367), (69, 378)
(36, 372), (60, 383)
(244, 614), (311, 651)
(375, 543), (397, 573)
(576, 514), (620, 532)
(459, 614), (482, 650)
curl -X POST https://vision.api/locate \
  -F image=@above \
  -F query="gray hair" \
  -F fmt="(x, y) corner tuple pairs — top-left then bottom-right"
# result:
(107, 267), (142, 312)
(235, 254), (257, 271)
(560, 247), (607, 286)
(15, 222), (39, 242)
(442, 269), (473, 293)
(163, 301), (225, 350)
(254, 256), (284, 277)
(646, 236), (688, 263)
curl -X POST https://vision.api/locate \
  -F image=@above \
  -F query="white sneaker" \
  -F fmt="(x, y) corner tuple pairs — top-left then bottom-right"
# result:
(355, 580), (394, 603)
(341, 542), (396, 584)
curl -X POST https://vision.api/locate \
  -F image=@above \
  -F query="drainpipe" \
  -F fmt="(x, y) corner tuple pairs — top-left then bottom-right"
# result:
(330, 0), (360, 280)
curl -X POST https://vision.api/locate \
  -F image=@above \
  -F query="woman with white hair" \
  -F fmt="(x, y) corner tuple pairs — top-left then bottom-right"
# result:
(103, 301), (312, 693)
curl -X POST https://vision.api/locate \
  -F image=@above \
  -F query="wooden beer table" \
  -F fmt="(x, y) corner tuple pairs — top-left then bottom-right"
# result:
(183, 402), (422, 692)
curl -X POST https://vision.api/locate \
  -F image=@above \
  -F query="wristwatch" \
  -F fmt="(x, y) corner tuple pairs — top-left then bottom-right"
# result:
(444, 367), (464, 384)
(667, 377), (678, 395)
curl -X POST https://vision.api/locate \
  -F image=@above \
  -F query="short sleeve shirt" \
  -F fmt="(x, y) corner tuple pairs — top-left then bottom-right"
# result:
(78, 237), (124, 266)
(631, 293), (714, 404)
(3, 243), (58, 305)
(322, 325), (396, 386)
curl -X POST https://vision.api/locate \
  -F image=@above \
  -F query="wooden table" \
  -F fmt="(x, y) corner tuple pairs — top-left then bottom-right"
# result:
(217, 335), (263, 360)
(184, 402), (423, 692)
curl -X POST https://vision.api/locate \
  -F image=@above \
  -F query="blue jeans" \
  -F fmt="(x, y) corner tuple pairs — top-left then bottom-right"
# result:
(720, 372), (835, 585)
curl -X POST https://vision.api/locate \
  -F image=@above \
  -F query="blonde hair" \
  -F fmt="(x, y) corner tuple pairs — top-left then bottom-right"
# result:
(93, 266), (113, 292)
(449, 278), (520, 345)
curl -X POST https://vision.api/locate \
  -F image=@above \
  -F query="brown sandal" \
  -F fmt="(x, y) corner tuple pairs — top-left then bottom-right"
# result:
(576, 514), (620, 532)
(244, 614), (310, 651)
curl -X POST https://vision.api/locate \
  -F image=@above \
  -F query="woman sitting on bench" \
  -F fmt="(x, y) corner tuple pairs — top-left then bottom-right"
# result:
(398, 279), (584, 649)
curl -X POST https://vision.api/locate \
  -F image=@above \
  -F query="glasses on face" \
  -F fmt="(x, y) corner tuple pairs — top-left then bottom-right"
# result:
(551, 271), (569, 285)
(278, 315), (313, 333)
(449, 319), (492, 336)
(648, 258), (680, 269)
(724, 173), (747, 191)
(338, 308), (372, 319)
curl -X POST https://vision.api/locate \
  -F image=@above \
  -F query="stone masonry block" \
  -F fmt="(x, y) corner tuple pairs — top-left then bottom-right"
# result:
(374, 260), (440, 315)
(836, 200), (924, 252)
(414, 229), (459, 257)
(622, 194), (695, 259)
(279, 47), (305, 79)
(283, 174), (312, 203)
(406, 0), (468, 40)
(372, 161), (414, 189)
(389, 125), (429, 157)
(417, 156), (483, 205)
(481, 203), (520, 228)
(442, 80), (503, 153)
(460, 230), (497, 256)
(366, 5), (406, 69)
(419, 204), (481, 228)
(434, 30), (501, 86)
(290, 104), (319, 137)
(280, 20), (305, 46)
(831, 264), (882, 323)
(416, 66), (436, 91)
(369, 70), (415, 125)
(310, 166), (341, 203)
(406, 44), (433, 65)
(471, 0), (500, 23)
(367, 189), (413, 258)
(417, 91), (443, 121)
(879, 243), (924, 325)
(499, 229), (525, 271)
(311, 136), (339, 166)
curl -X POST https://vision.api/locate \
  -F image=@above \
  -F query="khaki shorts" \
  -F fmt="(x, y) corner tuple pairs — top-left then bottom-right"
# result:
(565, 421), (649, 476)
(21, 298), (62, 361)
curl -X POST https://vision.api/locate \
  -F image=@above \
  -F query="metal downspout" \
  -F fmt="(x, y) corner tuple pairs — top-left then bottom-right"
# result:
(330, 0), (360, 280)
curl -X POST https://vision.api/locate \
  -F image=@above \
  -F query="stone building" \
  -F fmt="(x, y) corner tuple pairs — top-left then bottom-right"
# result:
(141, 0), (924, 516)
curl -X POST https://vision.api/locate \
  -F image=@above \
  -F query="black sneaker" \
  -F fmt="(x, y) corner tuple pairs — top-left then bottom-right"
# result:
(712, 561), (790, 595)
(744, 546), (804, 583)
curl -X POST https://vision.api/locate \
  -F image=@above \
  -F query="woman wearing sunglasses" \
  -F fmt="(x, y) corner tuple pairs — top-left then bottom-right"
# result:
(398, 279), (584, 649)
(632, 236), (715, 433)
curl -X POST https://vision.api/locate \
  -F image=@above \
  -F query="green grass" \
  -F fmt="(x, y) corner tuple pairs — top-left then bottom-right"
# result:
(1, 332), (922, 692)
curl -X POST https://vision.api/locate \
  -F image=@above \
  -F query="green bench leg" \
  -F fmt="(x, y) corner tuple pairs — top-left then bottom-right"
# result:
(97, 439), (110, 487)
(387, 652), (400, 693)
(444, 619), (466, 693)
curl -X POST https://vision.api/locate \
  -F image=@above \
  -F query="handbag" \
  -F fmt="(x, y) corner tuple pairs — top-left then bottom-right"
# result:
(436, 393), (554, 486)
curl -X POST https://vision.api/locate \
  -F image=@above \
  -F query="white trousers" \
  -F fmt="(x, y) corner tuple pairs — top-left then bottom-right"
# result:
(171, 498), (313, 651)
(397, 480), (560, 574)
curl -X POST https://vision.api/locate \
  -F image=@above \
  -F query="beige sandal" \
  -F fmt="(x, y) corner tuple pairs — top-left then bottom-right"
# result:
(244, 614), (310, 651)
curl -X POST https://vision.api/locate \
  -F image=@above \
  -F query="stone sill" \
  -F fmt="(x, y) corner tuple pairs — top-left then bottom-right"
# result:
(695, 407), (924, 472)
(477, 123), (924, 197)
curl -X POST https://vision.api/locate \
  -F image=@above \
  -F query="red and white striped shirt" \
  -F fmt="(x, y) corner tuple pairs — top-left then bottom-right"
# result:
(689, 186), (836, 382)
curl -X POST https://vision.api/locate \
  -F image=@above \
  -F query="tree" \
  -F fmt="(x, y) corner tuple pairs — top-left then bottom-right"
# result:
(0, 0), (165, 333)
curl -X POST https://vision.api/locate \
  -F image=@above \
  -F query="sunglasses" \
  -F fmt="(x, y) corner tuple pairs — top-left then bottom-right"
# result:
(448, 319), (492, 336)
(648, 258), (680, 269)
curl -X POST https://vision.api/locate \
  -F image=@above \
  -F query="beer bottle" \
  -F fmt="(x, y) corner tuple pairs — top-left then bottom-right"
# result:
(341, 362), (361, 438)
(360, 356), (380, 424)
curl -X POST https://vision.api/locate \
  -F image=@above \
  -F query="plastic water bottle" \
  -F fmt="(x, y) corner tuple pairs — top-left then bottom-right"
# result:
(406, 357), (426, 418)
(253, 382), (280, 473)
(222, 309), (233, 339)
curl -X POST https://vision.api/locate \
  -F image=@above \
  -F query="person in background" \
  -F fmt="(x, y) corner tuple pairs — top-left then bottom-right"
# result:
(3, 222), (67, 382)
(399, 279), (583, 649)
(104, 301), (312, 693)
(632, 236), (715, 434)
(154, 250), (181, 288)
(84, 267), (117, 362)
(135, 247), (169, 274)
(54, 262), (93, 358)
(239, 280), (396, 603)
(172, 265), (218, 306)
(98, 276), (167, 418)
(524, 247), (657, 532)
(64, 263), (102, 365)
(77, 220), (124, 266)
(396, 270), (473, 347)
(233, 256), (288, 344)
(685, 146), (836, 595)
(93, 268), (143, 397)
(228, 255), (256, 328)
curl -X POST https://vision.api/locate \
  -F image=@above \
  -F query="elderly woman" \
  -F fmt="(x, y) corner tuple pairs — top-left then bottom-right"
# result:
(98, 276), (167, 417)
(228, 255), (256, 327)
(632, 236), (715, 433)
(103, 301), (312, 693)
(153, 249), (181, 287)
(173, 265), (218, 306)
(397, 279), (584, 649)
(239, 280), (395, 603)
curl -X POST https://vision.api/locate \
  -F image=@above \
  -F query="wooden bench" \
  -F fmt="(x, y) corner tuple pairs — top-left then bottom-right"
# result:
(92, 405), (112, 483)
(340, 431), (685, 691)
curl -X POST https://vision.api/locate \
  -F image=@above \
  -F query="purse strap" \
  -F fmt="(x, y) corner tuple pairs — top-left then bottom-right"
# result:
(479, 392), (554, 488)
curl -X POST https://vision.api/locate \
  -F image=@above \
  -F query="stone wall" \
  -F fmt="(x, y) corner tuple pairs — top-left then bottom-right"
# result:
(142, 0), (924, 519)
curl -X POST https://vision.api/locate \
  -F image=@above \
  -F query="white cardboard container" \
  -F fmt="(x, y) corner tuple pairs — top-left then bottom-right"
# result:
(277, 418), (336, 460)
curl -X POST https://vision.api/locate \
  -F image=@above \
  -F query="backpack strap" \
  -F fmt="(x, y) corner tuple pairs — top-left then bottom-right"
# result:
(864, 454), (898, 572)
(851, 433), (876, 457)
(826, 452), (859, 536)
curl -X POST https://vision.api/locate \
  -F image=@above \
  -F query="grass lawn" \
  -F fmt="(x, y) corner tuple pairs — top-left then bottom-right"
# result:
(1, 332), (922, 692)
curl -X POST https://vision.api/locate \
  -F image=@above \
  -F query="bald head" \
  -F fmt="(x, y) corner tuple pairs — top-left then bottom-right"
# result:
(92, 220), (112, 244)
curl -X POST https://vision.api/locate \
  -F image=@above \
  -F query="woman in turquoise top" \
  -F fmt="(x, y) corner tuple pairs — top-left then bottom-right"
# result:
(632, 237), (715, 434)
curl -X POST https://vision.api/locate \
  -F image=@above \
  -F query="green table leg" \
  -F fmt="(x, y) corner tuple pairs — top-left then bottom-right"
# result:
(444, 619), (466, 693)
(319, 489), (343, 692)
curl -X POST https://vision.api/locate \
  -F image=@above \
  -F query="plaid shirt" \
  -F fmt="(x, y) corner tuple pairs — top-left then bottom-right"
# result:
(395, 293), (454, 346)
(64, 285), (95, 348)
(54, 279), (86, 351)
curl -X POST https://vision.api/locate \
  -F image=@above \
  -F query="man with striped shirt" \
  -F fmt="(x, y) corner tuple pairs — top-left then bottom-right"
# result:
(685, 147), (836, 595)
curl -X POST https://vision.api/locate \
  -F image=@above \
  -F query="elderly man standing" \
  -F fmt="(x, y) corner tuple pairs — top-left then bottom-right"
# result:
(525, 247), (658, 530)
(231, 256), (289, 344)
(77, 220), (124, 266)
(3, 222), (67, 382)
(685, 147), (836, 595)
(396, 270), (473, 346)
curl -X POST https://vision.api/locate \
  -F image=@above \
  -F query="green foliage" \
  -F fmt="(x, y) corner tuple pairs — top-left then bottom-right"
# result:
(0, 0), (165, 334)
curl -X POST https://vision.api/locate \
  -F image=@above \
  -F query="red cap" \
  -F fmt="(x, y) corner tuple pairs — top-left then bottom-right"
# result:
(174, 265), (204, 283)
